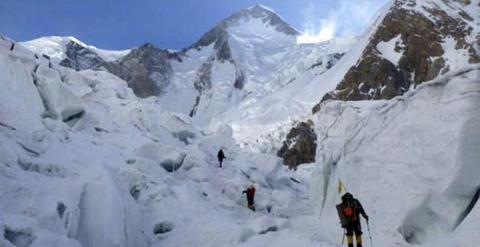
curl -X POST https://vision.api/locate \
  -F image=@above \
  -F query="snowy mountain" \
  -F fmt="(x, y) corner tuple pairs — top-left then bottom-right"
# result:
(21, 36), (130, 63)
(313, 0), (479, 106)
(306, 1), (480, 246)
(283, 0), (479, 167)
(1, 1), (479, 247)
(21, 5), (352, 126)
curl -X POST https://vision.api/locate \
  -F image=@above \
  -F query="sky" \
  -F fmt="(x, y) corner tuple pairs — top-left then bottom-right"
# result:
(0, 0), (389, 50)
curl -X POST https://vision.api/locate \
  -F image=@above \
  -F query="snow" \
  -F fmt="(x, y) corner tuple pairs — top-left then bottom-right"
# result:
(220, 1), (392, 151)
(247, 4), (277, 15)
(1, 1), (479, 246)
(0, 36), (337, 247)
(310, 66), (480, 247)
(377, 34), (403, 65)
(441, 36), (472, 72)
(20, 36), (130, 63)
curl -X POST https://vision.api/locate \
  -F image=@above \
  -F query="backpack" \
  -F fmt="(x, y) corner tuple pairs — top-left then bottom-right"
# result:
(336, 199), (359, 227)
(343, 200), (358, 220)
(343, 205), (354, 218)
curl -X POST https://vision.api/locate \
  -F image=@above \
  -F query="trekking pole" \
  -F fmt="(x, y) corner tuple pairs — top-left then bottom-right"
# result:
(366, 221), (374, 247)
(341, 229), (346, 246)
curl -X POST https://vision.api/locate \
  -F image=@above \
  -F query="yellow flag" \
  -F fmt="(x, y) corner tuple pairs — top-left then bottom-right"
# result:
(337, 180), (344, 194)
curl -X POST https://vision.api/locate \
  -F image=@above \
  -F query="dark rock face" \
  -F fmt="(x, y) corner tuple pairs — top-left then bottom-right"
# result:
(312, 0), (479, 113)
(108, 43), (175, 98)
(190, 58), (214, 117)
(60, 41), (111, 71)
(58, 41), (178, 98)
(277, 121), (317, 169)
(309, 53), (345, 70)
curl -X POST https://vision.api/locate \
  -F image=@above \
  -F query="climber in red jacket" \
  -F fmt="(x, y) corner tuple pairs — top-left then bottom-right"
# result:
(242, 184), (256, 211)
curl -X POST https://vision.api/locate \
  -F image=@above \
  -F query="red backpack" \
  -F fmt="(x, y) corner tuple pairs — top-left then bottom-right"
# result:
(342, 199), (358, 220)
(343, 205), (354, 218)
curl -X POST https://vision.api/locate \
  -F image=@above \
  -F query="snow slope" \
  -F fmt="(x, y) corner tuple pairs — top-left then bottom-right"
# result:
(157, 5), (355, 129)
(20, 36), (130, 63)
(221, 3), (389, 152)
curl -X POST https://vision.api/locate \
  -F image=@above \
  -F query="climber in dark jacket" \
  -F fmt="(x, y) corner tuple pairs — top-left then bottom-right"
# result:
(336, 192), (369, 247)
(242, 185), (256, 211)
(217, 149), (225, 168)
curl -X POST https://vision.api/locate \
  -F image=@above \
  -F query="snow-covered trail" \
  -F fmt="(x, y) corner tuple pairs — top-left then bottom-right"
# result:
(149, 148), (342, 247)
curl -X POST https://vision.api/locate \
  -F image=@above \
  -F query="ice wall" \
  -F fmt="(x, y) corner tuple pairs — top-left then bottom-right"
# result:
(311, 67), (480, 246)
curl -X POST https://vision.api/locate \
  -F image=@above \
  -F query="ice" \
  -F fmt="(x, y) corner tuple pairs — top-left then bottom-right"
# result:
(1, 1), (479, 246)
(310, 67), (480, 247)
(75, 168), (145, 247)
(1, 35), (333, 246)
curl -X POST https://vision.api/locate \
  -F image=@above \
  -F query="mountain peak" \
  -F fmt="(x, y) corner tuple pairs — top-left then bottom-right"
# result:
(192, 5), (299, 50)
(226, 4), (299, 36)
(245, 4), (277, 15)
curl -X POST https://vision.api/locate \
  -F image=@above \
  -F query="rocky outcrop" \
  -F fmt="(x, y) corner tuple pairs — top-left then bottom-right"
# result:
(312, 0), (479, 113)
(60, 41), (111, 71)
(277, 121), (317, 169)
(58, 41), (178, 98)
(309, 52), (345, 71)
(189, 58), (214, 117)
(108, 43), (177, 98)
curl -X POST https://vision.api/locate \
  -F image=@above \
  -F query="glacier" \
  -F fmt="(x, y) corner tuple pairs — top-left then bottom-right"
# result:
(1, 0), (480, 246)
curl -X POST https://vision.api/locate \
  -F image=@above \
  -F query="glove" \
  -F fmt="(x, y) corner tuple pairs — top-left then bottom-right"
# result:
(365, 215), (369, 222)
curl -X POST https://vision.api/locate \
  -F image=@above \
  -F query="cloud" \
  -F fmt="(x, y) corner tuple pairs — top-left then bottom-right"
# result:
(297, 0), (387, 44)
(297, 17), (336, 44)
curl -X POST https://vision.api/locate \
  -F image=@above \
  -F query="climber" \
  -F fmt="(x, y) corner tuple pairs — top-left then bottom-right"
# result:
(217, 149), (226, 168)
(336, 192), (369, 247)
(242, 184), (256, 211)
